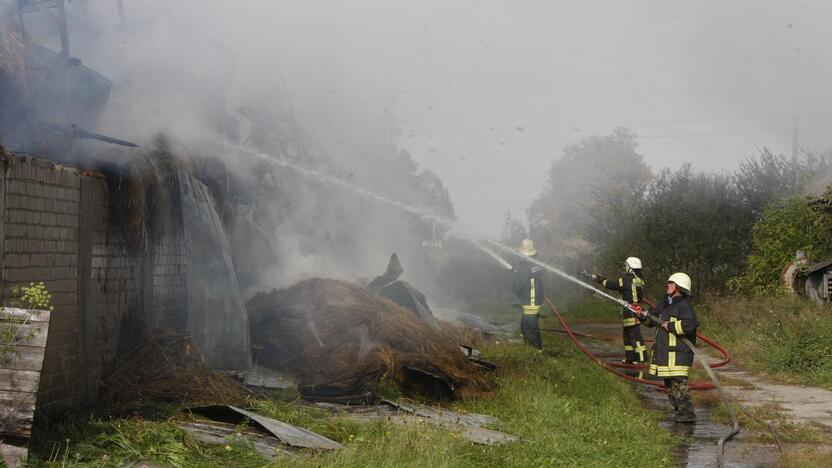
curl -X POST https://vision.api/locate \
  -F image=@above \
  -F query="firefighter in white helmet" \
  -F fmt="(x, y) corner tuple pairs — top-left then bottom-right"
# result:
(640, 272), (699, 423)
(513, 239), (544, 349)
(590, 257), (647, 363)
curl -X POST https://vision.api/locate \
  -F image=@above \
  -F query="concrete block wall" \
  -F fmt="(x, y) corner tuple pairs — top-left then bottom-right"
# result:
(1, 157), (84, 408)
(0, 155), (189, 410)
(80, 176), (143, 400)
(149, 228), (188, 331)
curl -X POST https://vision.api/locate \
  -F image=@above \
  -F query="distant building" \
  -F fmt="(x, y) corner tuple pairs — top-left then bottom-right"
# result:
(803, 258), (832, 304)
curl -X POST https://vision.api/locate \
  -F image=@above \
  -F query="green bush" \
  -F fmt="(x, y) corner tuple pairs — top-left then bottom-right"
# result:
(729, 196), (832, 295)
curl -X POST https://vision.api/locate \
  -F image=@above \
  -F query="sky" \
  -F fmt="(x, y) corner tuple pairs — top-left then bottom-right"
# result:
(46, 0), (832, 235)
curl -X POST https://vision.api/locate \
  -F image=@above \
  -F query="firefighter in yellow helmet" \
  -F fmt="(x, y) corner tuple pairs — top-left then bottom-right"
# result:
(640, 272), (699, 423)
(590, 257), (647, 363)
(513, 239), (544, 349)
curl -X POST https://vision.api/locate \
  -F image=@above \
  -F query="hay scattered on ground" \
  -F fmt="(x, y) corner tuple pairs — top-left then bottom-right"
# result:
(248, 278), (488, 400)
(98, 328), (247, 415)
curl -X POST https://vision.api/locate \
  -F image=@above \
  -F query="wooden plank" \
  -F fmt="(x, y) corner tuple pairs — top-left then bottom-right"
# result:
(0, 323), (48, 348)
(0, 369), (40, 393)
(0, 390), (36, 437)
(0, 442), (28, 468)
(0, 307), (51, 323)
(0, 344), (45, 371)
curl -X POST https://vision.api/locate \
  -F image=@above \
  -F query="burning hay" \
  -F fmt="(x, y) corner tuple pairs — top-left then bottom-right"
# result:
(102, 136), (179, 252)
(247, 278), (487, 401)
(98, 328), (247, 415)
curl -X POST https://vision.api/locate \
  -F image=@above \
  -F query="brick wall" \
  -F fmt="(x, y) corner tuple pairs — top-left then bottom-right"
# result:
(0, 155), (189, 410)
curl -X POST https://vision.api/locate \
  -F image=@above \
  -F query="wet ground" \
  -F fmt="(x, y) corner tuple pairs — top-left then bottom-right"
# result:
(562, 323), (832, 467)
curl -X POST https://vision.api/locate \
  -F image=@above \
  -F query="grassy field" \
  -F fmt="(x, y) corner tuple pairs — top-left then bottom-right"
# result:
(26, 327), (678, 467)
(697, 295), (832, 389)
(557, 292), (832, 390)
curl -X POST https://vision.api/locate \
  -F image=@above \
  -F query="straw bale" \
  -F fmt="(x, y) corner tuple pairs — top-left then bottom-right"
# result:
(248, 278), (487, 399)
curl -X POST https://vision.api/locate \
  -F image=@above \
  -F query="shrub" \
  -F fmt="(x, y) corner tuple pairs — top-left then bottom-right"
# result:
(729, 196), (832, 295)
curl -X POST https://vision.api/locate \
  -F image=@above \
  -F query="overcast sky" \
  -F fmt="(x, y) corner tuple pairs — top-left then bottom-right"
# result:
(68, 0), (832, 236)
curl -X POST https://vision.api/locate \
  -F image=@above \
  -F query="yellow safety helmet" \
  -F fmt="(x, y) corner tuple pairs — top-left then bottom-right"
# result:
(667, 272), (692, 296)
(519, 239), (537, 257)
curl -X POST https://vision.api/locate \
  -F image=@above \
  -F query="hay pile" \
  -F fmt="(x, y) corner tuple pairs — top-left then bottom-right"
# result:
(247, 278), (487, 400)
(98, 328), (247, 415)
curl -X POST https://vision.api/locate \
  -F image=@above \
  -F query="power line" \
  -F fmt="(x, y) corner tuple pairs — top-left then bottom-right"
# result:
(400, 118), (743, 128)
(402, 128), (778, 140)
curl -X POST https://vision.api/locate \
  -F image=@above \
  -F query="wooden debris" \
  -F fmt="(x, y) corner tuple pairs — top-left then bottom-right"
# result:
(0, 442), (27, 468)
(0, 307), (50, 440)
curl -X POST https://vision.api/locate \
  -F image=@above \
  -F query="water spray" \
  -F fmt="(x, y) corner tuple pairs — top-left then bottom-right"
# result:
(233, 144), (631, 309)
(235, 145), (740, 466)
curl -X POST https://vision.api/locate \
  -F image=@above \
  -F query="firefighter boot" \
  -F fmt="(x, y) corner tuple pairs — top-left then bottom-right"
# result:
(671, 379), (696, 423)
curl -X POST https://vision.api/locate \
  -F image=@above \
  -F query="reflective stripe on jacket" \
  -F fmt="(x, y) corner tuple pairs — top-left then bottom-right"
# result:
(602, 272), (645, 327)
(642, 295), (699, 378)
(513, 259), (543, 314)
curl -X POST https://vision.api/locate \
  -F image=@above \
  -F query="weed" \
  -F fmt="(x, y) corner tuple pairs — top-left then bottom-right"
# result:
(698, 296), (832, 388)
(29, 334), (679, 467)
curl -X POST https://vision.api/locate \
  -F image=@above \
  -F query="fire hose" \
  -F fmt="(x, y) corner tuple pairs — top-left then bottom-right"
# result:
(544, 296), (740, 466)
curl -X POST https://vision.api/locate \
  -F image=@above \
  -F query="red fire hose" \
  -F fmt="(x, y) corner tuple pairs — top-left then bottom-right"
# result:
(543, 296), (731, 390)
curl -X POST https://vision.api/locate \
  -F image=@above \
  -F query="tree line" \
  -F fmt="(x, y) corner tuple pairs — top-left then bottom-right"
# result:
(507, 128), (832, 296)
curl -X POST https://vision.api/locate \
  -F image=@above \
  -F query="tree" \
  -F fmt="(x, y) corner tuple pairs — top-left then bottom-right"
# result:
(500, 210), (528, 248)
(528, 128), (651, 269)
(735, 149), (804, 217)
(625, 165), (749, 292)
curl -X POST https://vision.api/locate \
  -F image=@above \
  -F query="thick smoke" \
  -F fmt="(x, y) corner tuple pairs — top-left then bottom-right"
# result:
(13, 0), (464, 300)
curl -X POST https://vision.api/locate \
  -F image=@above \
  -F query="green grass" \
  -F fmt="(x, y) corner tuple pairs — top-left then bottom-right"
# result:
(29, 326), (677, 467)
(29, 415), (266, 467)
(553, 295), (623, 323)
(461, 298), (521, 325)
(778, 446), (832, 467)
(698, 295), (832, 389)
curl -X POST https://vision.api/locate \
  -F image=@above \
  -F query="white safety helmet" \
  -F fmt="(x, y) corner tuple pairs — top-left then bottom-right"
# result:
(667, 272), (692, 296)
(625, 257), (642, 270)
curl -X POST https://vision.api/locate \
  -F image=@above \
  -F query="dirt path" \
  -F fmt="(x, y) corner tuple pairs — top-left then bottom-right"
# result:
(717, 367), (832, 430)
(562, 323), (832, 467)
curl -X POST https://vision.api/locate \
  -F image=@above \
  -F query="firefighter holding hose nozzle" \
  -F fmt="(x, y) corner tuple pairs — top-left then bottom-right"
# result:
(589, 257), (647, 364)
(640, 272), (699, 423)
(513, 239), (544, 350)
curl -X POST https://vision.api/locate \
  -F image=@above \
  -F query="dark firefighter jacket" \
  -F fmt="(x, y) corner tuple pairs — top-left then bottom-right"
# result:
(641, 295), (699, 378)
(600, 272), (645, 327)
(513, 259), (543, 314)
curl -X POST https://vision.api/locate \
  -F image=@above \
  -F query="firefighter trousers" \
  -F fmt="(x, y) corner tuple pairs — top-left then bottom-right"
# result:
(622, 324), (646, 363)
(665, 377), (695, 421)
(520, 313), (542, 350)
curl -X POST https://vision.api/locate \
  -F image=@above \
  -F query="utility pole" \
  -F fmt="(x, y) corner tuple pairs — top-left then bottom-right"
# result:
(116, 0), (125, 26)
(55, 0), (70, 58)
(791, 116), (799, 160)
